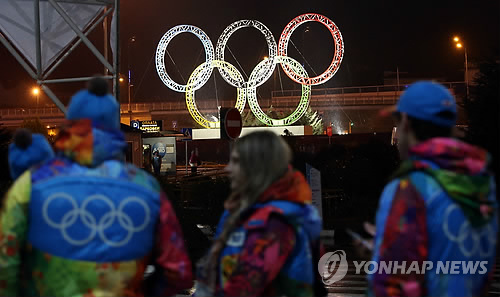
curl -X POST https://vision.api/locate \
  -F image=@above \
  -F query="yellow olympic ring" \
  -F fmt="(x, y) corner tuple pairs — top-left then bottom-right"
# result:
(185, 60), (247, 129)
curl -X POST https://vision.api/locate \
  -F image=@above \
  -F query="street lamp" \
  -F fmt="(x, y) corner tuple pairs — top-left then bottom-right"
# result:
(452, 36), (469, 98)
(32, 87), (40, 109)
(127, 36), (136, 124)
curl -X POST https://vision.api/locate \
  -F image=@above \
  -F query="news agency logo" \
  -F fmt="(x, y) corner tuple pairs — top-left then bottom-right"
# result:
(317, 250), (490, 285)
(352, 260), (489, 275)
(318, 250), (348, 285)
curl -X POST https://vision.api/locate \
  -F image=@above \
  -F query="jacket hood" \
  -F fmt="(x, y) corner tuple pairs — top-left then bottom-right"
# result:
(253, 170), (322, 240)
(409, 137), (490, 175)
(258, 169), (313, 205)
(397, 137), (495, 227)
(54, 119), (126, 167)
(8, 133), (54, 179)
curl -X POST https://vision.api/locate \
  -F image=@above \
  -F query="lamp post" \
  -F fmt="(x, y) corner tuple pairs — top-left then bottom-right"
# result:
(127, 36), (136, 124)
(32, 87), (40, 109)
(453, 36), (469, 98)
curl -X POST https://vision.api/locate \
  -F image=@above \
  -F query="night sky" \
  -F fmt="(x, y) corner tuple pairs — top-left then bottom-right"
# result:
(0, 0), (498, 107)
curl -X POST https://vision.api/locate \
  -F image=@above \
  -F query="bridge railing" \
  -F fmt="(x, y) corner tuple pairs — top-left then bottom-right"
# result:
(271, 82), (466, 98)
(121, 92), (401, 113)
(120, 99), (278, 113)
(0, 107), (64, 117)
(0, 82), (466, 117)
(271, 92), (401, 107)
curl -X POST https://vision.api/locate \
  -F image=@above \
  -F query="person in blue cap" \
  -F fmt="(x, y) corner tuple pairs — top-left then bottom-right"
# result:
(362, 81), (498, 296)
(8, 128), (54, 180)
(0, 77), (193, 297)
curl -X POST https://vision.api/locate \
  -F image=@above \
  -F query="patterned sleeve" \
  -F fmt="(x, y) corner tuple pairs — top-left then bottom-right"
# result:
(223, 215), (296, 297)
(0, 172), (32, 296)
(372, 178), (428, 297)
(149, 191), (193, 296)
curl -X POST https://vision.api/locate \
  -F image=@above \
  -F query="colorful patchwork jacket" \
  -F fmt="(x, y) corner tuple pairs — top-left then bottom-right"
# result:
(201, 170), (325, 296)
(0, 120), (193, 297)
(368, 138), (498, 296)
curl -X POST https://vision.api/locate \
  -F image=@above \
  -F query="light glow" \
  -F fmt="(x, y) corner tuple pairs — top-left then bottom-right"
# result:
(156, 25), (214, 92)
(156, 13), (344, 128)
(247, 56), (310, 126)
(185, 60), (247, 129)
(278, 13), (344, 86)
(215, 19), (277, 88)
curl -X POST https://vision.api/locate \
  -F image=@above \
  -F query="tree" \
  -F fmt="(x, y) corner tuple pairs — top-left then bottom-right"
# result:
(465, 60), (499, 179)
(241, 106), (285, 127)
(242, 110), (264, 127)
(20, 118), (48, 137)
(265, 105), (285, 120)
(297, 107), (324, 135)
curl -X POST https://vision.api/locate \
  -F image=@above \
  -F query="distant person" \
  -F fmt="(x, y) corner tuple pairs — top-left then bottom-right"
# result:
(153, 150), (162, 175)
(143, 147), (152, 173)
(282, 128), (292, 136)
(0, 77), (192, 297)
(195, 131), (326, 296)
(8, 128), (54, 180)
(189, 149), (200, 174)
(361, 81), (498, 296)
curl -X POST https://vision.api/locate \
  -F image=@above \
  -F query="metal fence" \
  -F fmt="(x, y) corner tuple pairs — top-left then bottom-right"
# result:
(0, 82), (466, 117)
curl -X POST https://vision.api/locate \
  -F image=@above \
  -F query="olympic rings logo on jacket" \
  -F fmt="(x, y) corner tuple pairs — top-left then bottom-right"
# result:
(42, 192), (151, 247)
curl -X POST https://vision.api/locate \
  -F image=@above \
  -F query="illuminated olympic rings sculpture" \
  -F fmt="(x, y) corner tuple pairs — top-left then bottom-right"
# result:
(156, 13), (344, 129)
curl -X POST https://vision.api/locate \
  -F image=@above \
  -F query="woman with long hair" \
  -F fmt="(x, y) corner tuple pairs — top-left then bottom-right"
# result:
(196, 131), (325, 296)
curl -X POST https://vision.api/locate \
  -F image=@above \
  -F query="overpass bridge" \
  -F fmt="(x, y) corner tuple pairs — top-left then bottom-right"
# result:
(0, 83), (465, 129)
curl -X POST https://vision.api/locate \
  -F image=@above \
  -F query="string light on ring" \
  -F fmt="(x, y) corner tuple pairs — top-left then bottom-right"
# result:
(156, 13), (344, 128)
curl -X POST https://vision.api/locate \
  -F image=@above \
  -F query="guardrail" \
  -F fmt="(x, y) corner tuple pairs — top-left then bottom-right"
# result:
(271, 82), (466, 98)
(0, 107), (64, 117)
(0, 82), (465, 117)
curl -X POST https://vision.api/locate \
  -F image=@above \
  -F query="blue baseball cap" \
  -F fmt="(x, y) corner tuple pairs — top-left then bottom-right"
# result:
(394, 81), (457, 127)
